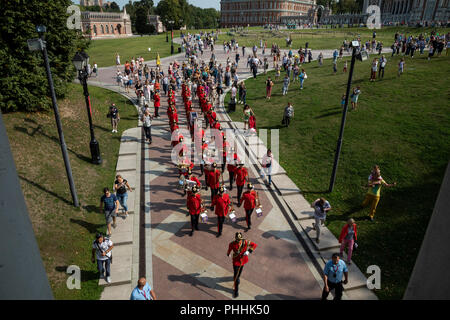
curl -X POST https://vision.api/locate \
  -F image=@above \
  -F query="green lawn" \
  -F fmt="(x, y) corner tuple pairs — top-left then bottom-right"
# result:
(4, 83), (138, 299)
(87, 33), (180, 67)
(227, 53), (450, 299)
(216, 26), (450, 50)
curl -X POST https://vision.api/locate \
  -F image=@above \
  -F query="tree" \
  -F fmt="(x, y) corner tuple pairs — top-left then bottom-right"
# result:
(156, 0), (184, 29)
(0, 0), (89, 112)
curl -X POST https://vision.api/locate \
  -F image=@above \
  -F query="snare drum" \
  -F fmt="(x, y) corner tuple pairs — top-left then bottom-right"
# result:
(256, 206), (263, 217)
(228, 210), (237, 223)
(200, 211), (208, 223)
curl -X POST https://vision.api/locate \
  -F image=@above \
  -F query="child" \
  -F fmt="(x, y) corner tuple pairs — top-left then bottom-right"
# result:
(275, 64), (281, 79)
(341, 94), (346, 108)
(398, 58), (405, 76)
(343, 61), (347, 73)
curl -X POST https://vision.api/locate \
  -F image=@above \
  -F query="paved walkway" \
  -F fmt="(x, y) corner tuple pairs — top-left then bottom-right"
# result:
(87, 36), (383, 300)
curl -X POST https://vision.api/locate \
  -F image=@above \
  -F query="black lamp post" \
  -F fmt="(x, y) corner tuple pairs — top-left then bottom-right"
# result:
(27, 26), (79, 207)
(329, 41), (368, 192)
(72, 51), (102, 165)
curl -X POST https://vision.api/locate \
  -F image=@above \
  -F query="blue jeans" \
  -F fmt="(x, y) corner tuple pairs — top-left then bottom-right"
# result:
(116, 193), (128, 212)
(300, 79), (304, 89)
(97, 258), (111, 277)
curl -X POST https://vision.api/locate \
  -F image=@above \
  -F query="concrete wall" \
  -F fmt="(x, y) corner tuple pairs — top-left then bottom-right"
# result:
(404, 161), (450, 300)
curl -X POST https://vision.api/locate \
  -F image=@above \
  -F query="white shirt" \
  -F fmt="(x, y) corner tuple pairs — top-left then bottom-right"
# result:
(93, 239), (113, 261)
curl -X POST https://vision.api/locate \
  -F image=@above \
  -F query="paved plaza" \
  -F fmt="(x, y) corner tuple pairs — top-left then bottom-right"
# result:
(87, 39), (382, 300)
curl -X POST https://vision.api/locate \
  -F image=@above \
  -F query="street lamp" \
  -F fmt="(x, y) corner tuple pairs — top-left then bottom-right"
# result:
(329, 41), (367, 192)
(27, 25), (79, 207)
(72, 51), (103, 165)
(168, 20), (175, 55)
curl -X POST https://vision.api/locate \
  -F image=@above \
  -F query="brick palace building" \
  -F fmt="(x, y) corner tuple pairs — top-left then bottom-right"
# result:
(220, 0), (317, 26)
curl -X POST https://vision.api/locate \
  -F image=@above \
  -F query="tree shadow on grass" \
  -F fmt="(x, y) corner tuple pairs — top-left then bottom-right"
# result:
(70, 218), (104, 234)
(14, 124), (92, 163)
(18, 175), (72, 206)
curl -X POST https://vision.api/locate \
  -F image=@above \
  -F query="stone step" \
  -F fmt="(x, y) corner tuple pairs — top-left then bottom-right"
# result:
(121, 127), (141, 143)
(271, 174), (302, 196)
(116, 154), (137, 172)
(100, 283), (132, 300)
(298, 218), (341, 251)
(110, 213), (134, 246)
(283, 193), (315, 220)
(119, 140), (138, 156)
(319, 248), (371, 291)
(99, 244), (132, 287)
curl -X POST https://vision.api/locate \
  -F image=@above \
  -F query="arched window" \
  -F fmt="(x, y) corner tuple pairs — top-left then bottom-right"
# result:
(101, 24), (104, 34)
(106, 25), (109, 33)
(111, 25), (114, 34)
(93, 25), (97, 35)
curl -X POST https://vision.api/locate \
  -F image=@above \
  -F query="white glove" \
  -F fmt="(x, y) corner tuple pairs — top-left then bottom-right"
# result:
(244, 251), (249, 256)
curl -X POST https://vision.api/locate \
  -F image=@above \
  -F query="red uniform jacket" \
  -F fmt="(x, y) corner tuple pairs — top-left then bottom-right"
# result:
(235, 167), (248, 187)
(227, 240), (258, 266)
(240, 190), (257, 210)
(187, 193), (202, 215)
(212, 193), (231, 217)
(154, 94), (160, 108)
(207, 169), (221, 188)
(188, 176), (201, 187)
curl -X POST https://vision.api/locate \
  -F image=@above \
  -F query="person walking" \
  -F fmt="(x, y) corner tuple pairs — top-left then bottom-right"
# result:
(130, 277), (157, 300)
(311, 198), (331, 244)
(91, 233), (113, 283)
(321, 253), (348, 301)
(243, 104), (254, 131)
(350, 86), (361, 110)
(378, 55), (387, 79)
(283, 102), (294, 127)
(235, 163), (248, 206)
(318, 52), (323, 66)
(240, 183), (259, 230)
(298, 69), (306, 90)
(227, 232), (257, 298)
(114, 174), (132, 217)
(265, 77), (273, 100)
(339, 218), (357, 264)
(187, 186), (203, 236)
(282, 74), (290, 95)
(108, 103), (120, 133)
(211, 186), (231, 238)
(99, 187), (120, 237)
(370, 58), (378, 82)
(398, 58), (405, 76)
(361, 168), (396, 221)
(262, 149), (273, 186)
(141, 109), (153, 144)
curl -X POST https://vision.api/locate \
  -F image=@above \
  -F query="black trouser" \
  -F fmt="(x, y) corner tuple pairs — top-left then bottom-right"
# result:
(190, 214), (199, 231)
(245, 209), (254, 228)
(237, 185), (244, 205)
(210, 187), (218, 202)
(154, 107), (159, 117)
(143, 126), (152, 142)
(222, 155), (226, 172)
(229, 171), (235, 190)
(284, 116), (291, 127)
(378, 67), (385, 78)
(321, 280), (344, 301)
(217, 215), (225, 234)
(204, 174), (209, 190)
(233, 264), (244, 294)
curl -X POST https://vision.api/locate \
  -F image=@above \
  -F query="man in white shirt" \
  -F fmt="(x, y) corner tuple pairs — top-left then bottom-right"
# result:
(91, 233), (114, 283)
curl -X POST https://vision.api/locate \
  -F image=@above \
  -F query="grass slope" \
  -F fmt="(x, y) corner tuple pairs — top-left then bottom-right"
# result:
(216, 26), (450, 50)
(227, 53), (450, 299)
(4, 83), (137, 299)
(87, 34), (180, 67)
